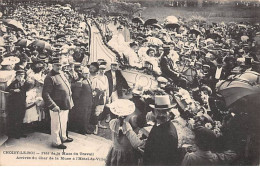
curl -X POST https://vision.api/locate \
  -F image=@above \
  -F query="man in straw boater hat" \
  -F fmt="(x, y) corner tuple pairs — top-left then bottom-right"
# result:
(143, 95), (180, 166)
(42, 57), (74, 149)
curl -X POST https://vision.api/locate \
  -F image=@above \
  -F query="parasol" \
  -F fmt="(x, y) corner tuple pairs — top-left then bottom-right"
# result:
(132, 17), (144, 24)
(165, 23), (180, 30)
(30, 40), (52, 51)
(15, 39), (32, 47)
(3, 19), (27, 34)
(144, 19), (158, 27)
(165, 16), (178, 24)
(216, 71), (260, 107)
(151, 24), (163, 30)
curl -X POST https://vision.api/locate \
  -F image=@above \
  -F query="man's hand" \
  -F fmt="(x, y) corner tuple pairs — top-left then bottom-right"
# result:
(52, 106), (60, 112)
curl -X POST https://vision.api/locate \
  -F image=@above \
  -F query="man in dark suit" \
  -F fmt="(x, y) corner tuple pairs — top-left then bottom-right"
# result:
(6, 70), (26, 139)
(143, 95), (179, 166)
(210, 57), (226, 95)
(42, 58), (74, 149)
(105, 62), (130, 102)
(160, 46), (187, 88)
(104, 62), (130, 122)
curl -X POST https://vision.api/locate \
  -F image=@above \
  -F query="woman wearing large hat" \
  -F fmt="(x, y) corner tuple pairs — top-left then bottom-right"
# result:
(106, 99), (145, 166)
(182, 127), (237, 166)
(143, 95), (180, 166)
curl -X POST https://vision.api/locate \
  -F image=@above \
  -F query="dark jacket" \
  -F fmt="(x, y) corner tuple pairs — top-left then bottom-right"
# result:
(160, 55), (179, 80)
(72, 79), (93, 108)
(143, 121), (179, 166)
(42, 70), (74, 110)
(6, 79), (26, 117)
(105, 70), (130, 97)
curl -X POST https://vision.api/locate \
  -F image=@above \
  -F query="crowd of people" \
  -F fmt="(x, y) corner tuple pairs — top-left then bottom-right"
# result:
(0, 1), (260, 166)
(93, 13), (260, 165)
(0, 3), (91, 140)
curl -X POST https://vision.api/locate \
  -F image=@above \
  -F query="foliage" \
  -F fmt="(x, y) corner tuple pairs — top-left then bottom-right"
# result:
(92, 1), (143, 17)
(112, 2), (143, 17)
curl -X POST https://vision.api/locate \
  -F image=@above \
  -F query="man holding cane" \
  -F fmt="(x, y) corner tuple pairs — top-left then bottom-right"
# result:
(42, 58), (74, 149)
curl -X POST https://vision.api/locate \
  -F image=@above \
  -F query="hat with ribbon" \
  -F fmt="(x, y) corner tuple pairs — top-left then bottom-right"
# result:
(108, 99), (135, 117)
(150, 95), (177, 110)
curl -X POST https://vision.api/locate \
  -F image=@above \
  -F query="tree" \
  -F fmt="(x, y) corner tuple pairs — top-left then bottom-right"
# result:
(110, 1), (143, 17)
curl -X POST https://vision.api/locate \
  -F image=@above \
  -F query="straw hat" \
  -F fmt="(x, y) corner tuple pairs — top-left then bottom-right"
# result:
(1, 59), (13, 66)
(150, 95), (177, 110)
(108, 99), (135, 117)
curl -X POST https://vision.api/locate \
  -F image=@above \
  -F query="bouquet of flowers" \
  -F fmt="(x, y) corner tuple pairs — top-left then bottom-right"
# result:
(171, 110), (196, 147)
(187, 114), (223, 138)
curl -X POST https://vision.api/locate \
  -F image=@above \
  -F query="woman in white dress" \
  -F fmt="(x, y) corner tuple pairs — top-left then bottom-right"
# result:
(108, 25), (128, 57)
(23, 80), (40, 124)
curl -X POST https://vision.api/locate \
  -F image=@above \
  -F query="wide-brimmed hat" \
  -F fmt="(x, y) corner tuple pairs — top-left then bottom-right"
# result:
(201, 85), (212, 95)
(108, 99), (135, 116)
(1, 59), (13, 66)
(150, 95), (177, 110)
(1, 57), (20, 66)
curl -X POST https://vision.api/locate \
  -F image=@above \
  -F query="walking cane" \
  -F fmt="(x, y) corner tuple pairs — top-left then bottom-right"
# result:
(57, 110), (65, 152)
